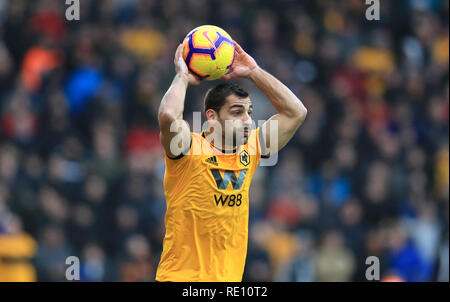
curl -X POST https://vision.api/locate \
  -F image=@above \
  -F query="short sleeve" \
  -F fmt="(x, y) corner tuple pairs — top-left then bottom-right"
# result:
(164, 132), (193, 175)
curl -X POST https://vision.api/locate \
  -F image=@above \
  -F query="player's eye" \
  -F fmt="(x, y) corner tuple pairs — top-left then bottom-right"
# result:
(231, 111), (242, 116)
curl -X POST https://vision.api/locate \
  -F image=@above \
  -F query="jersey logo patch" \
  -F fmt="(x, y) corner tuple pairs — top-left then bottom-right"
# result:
(239, 150), (250, 166)
(205, 156), (218, 166)
(211, 169), (247, 190)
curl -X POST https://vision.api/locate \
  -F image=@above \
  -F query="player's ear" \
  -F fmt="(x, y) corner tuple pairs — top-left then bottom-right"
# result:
(205, 109), (218, 121)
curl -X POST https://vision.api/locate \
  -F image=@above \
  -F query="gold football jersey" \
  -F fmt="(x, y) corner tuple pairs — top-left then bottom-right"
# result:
(155, 128), (262, 282)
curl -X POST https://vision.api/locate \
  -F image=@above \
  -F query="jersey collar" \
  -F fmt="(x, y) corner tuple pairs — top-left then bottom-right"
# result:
(201, 131), (238, 154)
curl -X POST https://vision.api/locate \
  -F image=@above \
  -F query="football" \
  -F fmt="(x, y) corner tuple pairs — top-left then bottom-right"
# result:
(182, 25), (235, 81)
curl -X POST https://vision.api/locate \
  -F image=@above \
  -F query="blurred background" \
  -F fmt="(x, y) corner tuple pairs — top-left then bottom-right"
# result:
(0, 0), (448, 282)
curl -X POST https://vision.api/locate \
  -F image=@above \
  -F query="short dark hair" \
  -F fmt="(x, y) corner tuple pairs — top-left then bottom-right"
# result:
(204, 83), (249, 116)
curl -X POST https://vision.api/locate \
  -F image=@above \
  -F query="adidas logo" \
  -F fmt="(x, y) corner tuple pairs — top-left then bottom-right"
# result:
(206, 156), (218, 166)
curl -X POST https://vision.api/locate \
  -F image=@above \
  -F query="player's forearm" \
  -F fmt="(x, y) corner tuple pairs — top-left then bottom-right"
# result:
(249, 67), (307, 120)
(158, 73), (189, 125)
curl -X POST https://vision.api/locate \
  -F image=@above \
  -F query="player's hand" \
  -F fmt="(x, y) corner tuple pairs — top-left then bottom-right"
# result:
(174, 43), (201, 86)
(221, 41), (259, 80)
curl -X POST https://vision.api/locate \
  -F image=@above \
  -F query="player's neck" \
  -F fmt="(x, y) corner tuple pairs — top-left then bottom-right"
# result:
(202, 130), (238, 154)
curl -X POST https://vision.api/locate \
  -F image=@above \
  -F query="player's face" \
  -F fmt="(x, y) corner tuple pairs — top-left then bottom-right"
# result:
(217, 94), (253, 146)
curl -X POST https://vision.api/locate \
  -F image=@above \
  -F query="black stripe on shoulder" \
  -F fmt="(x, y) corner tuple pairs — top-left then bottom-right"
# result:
(167, 153), (185, 160)
(167, 137), (192, 160)
(258, 127), (271, 158)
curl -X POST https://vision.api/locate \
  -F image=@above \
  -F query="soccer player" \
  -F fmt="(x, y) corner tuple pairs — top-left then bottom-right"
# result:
(155, 41), (308, 282)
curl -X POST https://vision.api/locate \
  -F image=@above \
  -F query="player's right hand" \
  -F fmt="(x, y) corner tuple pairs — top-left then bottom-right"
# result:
(221, 41), (259, 80)
(174, 43), (201, 86)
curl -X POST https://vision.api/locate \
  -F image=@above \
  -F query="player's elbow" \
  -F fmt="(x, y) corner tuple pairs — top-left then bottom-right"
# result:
(285, 98), (307, 123)
(293, 102), (308, 125)
(298, 106), (308, 123)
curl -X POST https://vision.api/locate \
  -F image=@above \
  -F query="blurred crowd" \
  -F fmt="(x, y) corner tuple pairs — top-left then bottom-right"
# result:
(0, 0), (448, 282)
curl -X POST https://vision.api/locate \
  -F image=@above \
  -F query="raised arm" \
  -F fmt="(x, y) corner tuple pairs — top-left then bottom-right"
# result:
(222, 41), (307, 155)
(158, 43), (201, 158)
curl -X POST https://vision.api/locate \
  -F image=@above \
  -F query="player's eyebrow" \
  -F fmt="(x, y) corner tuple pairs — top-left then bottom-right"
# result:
(229, 104), (253, 110)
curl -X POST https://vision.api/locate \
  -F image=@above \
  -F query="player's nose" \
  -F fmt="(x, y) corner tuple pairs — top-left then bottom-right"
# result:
(242, 113), (252, 127)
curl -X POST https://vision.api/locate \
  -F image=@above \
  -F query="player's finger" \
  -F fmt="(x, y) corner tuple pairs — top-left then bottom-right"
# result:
(221, 72), (235, 80)
(177, 57), (188, 74)
(233, 41), (244, 53)
(175, 43), (185, 65)
(191, 79), (202, 85)
(175, 43), (183, 60)
(188, 73), (202, 85)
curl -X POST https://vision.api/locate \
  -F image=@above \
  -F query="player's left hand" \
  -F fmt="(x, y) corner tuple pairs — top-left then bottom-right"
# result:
(174, 43), (201, 86)
(221, 41), (259, 80)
